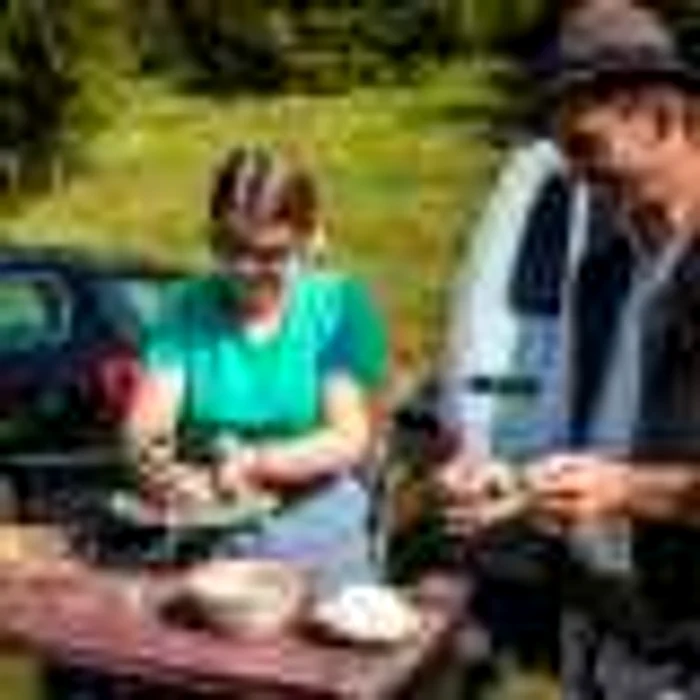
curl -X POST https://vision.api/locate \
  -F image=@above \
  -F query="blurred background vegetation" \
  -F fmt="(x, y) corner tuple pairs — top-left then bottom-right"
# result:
(0, 0), (550, 191)
(3, 0), (697, 196)
(0, 0), (561, 368)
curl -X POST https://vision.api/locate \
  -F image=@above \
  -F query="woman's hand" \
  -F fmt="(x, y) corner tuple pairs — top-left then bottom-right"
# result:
(214, 374), (372, 491)
(139, 461), (215, 509)
(214, 446), (262, 498)
(124, 367), (197, 507)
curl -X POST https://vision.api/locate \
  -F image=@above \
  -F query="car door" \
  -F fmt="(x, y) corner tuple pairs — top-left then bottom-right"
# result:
(0, 260), (173, 520)
(442, 139), (586, 463)
(0, 266), (76, 450)
(492, 166), (576, 460)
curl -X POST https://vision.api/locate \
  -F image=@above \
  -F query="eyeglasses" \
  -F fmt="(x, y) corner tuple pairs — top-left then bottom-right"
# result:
(214, 238), (294, 267)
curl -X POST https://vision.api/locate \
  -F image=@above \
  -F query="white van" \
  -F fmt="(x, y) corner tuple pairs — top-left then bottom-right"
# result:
(440, 137), (589, 463)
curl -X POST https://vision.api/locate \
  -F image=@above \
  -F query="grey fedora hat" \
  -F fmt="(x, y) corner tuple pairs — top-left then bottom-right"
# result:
(547, 4), (700, 99)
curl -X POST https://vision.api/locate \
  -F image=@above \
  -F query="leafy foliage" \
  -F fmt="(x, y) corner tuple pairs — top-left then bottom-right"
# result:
(2, 0), (695, 193)
(1, 1), (466, 186)
(0, 0), (133, 191)
(0, 0), (73, 185)
(661, 0), (700, 67)
(134, 1), (459, 92)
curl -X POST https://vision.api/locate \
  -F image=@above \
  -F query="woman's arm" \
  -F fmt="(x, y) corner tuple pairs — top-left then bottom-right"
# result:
(218, 373), (373, 490)
(122, 369), (181, 461)
(123, 369), (213, 504)
(216, 275), (387, 492)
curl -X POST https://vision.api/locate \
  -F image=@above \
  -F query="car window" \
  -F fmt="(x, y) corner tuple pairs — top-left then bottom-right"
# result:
(507, 173), (572, 317)
(0, 274), (72, 352)
(112, 279), (163, 327)
(106, 276), (184, 332)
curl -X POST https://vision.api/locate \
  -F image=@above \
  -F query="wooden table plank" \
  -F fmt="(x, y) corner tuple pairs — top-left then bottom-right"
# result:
(0, 567), (469, 699)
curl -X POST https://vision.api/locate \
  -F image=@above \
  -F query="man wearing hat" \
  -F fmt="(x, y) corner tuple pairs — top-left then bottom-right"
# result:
(439, 3), (700, 697)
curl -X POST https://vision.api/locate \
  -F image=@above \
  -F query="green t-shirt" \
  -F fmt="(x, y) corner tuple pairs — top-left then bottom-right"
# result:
(140, 269), (388, 444)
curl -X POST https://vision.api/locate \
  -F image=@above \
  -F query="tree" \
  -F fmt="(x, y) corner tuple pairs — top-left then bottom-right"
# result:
(0, 0), (134, 192)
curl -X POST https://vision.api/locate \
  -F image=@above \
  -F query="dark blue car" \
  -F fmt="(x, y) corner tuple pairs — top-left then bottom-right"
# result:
(0, 246), (186, 519)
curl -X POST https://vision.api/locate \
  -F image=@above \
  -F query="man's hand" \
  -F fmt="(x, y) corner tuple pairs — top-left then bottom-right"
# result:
(527, 453), (632, 527)
(435, 453), (523, 538)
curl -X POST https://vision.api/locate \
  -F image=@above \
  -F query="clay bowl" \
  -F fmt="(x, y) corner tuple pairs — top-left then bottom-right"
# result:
(181, 559), (309, 639)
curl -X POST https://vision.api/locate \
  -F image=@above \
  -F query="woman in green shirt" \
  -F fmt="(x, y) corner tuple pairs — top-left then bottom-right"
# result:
(45, 146), (388, 700)
(125, 145), (388, 595)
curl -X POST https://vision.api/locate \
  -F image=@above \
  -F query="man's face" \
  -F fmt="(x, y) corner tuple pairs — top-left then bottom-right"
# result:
(560, 84), (700, 231)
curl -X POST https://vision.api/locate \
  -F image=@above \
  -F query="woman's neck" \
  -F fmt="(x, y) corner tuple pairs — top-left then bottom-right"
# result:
(236, 294), (282, 323)
(236, 296), (285, 344)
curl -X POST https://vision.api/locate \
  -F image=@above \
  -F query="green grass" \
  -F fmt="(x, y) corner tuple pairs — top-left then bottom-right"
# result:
(2, 60), (503, 372)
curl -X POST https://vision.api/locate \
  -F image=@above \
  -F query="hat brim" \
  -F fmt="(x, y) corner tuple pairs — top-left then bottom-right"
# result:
(545, 59), (700, 104)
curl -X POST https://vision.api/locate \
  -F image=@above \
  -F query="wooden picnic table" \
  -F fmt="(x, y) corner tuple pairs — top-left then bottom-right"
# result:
(0, 553), (472, 699)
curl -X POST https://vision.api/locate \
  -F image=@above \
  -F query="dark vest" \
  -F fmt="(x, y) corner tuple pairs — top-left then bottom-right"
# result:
(570, 229), (700, 620)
